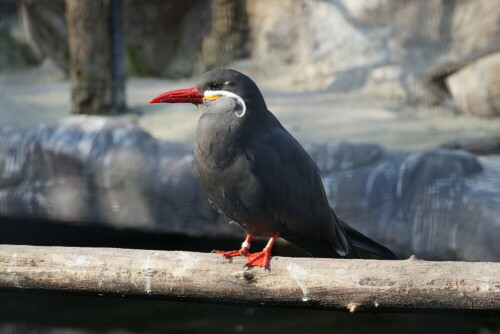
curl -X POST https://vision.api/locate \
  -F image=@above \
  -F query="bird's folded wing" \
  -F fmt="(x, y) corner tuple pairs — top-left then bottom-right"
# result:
(251, 126), (351, 256)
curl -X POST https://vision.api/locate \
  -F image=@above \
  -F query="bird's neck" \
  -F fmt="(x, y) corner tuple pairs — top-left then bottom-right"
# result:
(194, 113), (243, 169)
(194, 107), (281, 168)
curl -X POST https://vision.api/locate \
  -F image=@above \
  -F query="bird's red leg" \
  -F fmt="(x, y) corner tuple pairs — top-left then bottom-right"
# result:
(214, 235), (253, 259)
(244, 233), (279, 269)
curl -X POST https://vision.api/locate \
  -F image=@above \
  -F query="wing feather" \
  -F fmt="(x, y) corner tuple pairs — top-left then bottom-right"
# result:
(249, 125), (351, 256)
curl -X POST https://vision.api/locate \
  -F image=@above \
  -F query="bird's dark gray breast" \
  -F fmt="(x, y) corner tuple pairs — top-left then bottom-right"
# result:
(193, 113), (278, 235)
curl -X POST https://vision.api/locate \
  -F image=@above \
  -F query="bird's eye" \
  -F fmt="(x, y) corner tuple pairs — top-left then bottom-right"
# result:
(210, 82), (222, 90)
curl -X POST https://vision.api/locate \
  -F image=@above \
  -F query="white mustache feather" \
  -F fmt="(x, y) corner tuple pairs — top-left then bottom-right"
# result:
(204, 90), (247, 117)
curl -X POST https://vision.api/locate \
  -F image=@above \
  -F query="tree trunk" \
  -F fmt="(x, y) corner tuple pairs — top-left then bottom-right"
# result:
(199, 0), (249, 71)
(65, 0), (125, 114)
(108, 0), (126, 112)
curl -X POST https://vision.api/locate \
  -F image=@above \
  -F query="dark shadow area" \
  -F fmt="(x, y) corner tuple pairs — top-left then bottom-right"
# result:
(0, 292), (498, 334)
(0, 215), (307, 257)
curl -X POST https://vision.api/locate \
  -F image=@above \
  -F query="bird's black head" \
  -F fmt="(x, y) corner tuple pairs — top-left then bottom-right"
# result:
(197, 69), (267, 117)
(149, 69), (267, 118)
(198, 69), (264, 102)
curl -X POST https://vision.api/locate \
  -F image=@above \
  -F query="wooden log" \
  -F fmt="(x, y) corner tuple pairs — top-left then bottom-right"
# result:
(0, 245), (498, 314)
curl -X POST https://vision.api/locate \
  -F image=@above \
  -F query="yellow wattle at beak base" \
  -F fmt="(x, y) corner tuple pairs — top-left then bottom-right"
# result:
(203, 95), (222, 101)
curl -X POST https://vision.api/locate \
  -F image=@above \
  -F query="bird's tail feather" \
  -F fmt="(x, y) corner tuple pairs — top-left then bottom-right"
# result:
(339, 219), (398, 260)
(281, 212), (398, 260)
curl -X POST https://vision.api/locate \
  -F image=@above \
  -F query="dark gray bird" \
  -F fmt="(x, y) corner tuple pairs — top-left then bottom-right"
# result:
(149, 69), (397, 268)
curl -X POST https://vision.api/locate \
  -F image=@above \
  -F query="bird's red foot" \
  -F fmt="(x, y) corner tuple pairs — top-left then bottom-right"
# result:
(244, 232), (279, 269)
(244, 247), (272, 268)
(213, 235), (252, 259)
(214, 249), (247, 259)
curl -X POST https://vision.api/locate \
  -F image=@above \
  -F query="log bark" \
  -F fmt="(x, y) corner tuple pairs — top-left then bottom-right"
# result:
(0, 245), (498, 314)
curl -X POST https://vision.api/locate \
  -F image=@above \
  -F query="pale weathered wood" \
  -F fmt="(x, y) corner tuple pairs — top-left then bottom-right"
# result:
(0, 245), (498, 314)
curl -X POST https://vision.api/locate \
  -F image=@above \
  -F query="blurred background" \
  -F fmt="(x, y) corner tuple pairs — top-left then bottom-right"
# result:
(0, 0), (499, 333)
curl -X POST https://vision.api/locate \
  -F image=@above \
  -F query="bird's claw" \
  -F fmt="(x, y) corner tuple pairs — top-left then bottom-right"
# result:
(213, 249), (244, 259)
(243, 249), (271, 269)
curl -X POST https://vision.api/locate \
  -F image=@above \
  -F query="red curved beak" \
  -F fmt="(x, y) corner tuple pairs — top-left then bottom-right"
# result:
(148, 86), (204, 104)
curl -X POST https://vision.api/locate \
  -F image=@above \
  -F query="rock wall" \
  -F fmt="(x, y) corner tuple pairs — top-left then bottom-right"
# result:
(245, 0), (500, 104)
(9, 0), (500, 108)
(446, 52), (500, 117)
(0, 0), (34, 71)
(123, 0), (210, 78)
(12, 0), (244, 78)
(1, 117), (499, 262)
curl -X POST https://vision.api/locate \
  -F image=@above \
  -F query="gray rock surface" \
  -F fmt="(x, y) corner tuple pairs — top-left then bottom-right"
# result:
(446, 52), (500, 117)
(0, 117), (232, 237)
(1, 117), (499, 261)
(12, 0), (211, 77)
(244, 0), (500, 104)
(10, 0), (500, 106)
